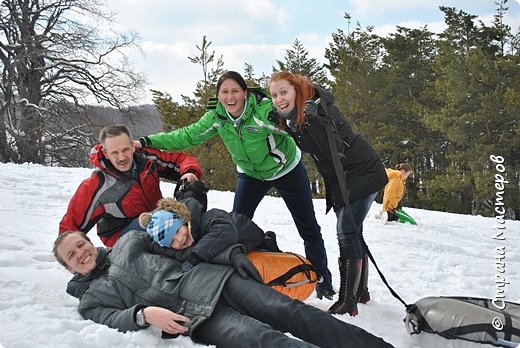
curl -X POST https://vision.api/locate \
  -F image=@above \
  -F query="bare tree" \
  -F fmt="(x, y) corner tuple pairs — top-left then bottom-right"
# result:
(0, 0), (146, 165)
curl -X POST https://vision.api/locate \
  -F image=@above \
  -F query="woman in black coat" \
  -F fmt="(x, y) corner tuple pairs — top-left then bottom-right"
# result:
(269, 71), (388, 316)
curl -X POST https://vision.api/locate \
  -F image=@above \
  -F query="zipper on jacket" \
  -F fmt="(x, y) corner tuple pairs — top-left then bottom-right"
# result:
(138, 161), (158, 210)
(233, 119), (243, 140)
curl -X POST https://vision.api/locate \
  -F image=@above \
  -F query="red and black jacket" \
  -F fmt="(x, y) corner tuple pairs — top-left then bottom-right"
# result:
(59, 144), (202, 247)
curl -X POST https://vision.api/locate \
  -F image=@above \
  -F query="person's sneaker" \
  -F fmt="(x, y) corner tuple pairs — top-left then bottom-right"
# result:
(380, 211), (389, 225)
(316, 288), (336, 300)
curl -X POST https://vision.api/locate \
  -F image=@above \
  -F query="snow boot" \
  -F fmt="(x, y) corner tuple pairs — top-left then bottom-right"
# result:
(357, 254), (370, 304)
(380, 211), (388, 225)
(328, 257), (362, 316)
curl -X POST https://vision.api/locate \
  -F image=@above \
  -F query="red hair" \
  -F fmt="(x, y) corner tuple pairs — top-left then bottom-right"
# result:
(269, 71), (315, 130)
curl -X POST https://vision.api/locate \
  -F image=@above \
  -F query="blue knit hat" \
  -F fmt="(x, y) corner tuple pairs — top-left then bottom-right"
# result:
(146, 210), (185, 248)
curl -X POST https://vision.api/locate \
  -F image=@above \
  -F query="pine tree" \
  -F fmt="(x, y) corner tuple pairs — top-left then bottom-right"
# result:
(275, 39), (329, 86)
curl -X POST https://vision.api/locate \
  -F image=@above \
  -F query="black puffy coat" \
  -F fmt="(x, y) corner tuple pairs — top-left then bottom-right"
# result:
(285, 86), (388, 213)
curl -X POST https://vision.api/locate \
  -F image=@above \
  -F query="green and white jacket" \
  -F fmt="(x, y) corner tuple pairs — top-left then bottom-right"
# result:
(142, 93), (301, 181)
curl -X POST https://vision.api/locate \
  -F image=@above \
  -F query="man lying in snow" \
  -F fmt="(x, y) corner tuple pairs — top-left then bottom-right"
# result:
(53, 228), (393, 347)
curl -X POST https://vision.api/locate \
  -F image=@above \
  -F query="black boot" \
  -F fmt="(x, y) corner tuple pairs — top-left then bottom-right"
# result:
(357, 254), (370, 304)
(328, 258), (362, 316)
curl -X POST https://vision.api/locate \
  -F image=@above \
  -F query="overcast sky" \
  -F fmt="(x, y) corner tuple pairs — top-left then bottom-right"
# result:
(105, 0), (520, 103)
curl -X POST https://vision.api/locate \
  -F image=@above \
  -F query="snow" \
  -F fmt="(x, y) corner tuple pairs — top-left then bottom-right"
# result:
(0, 162), (518, 348)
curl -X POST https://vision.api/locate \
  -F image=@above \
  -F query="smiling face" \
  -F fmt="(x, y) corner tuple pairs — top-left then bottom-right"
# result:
(217, 78), (248, 118)
(170, 223), (194, 250)
(102, 133), (135, 172)
(56, 233), (98, 275)
(269, 79), (297, 115)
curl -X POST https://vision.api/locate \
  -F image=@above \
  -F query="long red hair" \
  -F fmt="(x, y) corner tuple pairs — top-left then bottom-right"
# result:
(269, 71), (315, 130)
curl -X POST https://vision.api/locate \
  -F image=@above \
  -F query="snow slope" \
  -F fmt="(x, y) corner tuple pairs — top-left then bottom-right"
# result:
(0, 162), (518, 347)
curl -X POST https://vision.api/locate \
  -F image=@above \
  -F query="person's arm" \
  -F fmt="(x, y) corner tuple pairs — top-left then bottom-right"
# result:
(140, 147), (203, 181)
(59, 172), (106, 234)
(205, 244), (263, 282)
(79, 298), (189, 335)
(228, 212), (265, 252)
(300, 99), (348, 160)
(139, 111), (219, 151)
(185, 208), (239, 268)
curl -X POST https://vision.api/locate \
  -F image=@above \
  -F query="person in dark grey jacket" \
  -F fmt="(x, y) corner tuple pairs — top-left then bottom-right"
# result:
(54, 230), (393, 348)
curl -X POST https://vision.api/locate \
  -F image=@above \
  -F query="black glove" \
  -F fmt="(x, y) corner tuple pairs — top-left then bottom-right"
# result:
(303, 99), (319, 119)
(174, 179), (209, 211)
(230, 252), (263, 283)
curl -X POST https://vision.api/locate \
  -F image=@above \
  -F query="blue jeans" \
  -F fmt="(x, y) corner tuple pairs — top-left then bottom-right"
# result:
(335, 192), (377, 259)
(233, 161), (332, 291)
(192, 274), (391, 348)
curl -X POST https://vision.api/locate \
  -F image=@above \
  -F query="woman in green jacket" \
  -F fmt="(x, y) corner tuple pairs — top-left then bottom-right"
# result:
(136, 71), (334, 299)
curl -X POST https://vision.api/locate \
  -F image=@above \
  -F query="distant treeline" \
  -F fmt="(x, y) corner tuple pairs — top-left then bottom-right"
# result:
(154, 5), (520, 220)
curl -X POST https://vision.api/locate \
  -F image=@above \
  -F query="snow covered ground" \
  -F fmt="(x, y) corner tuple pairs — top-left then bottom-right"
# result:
(0, 162), (518, 348)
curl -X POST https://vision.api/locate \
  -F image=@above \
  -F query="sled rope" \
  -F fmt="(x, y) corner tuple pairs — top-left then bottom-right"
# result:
(365, 245), (410, 308)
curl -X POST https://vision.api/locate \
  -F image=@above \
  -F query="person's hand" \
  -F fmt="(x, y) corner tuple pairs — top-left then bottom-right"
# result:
(180, 172), (198, 182)
(143, 306), (190, 336)
(303, 99), (319, 118)
(133, 140), (143, 149)
(230, 252), (263, 283)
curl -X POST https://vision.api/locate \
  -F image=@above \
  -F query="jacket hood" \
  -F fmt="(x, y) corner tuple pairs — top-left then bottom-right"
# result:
(66, 247), (111, 299)
(89, 144), (108, 171)
(314, 85), (335, 106)
(386, 168), (402, 180)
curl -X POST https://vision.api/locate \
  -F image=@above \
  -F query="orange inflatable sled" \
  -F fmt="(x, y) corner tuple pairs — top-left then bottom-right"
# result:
(247, 251), (319, 301)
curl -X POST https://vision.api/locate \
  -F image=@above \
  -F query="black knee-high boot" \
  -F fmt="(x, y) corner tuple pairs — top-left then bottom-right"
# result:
(357, 254), (370, 304)
(328, 257), (362, 316)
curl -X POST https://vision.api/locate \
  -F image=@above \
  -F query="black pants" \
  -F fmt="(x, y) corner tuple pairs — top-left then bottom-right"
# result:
(388, 211), (400, 222)
(193, 274), (393, 348)
(233, 160), (333, 291)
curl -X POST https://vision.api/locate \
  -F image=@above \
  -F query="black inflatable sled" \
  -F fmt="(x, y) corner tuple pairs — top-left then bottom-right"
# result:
(405, 296), (520, 347)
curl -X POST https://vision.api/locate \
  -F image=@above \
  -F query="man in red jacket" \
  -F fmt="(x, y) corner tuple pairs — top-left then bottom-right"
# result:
(59, 124), (203, 247)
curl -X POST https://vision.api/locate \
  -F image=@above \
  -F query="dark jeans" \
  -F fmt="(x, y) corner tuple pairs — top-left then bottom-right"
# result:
(233, 160), (332, 291)
(335, 192), (377, 259)
(388, 211), (400, 222)
(193, 274), (393, 348)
